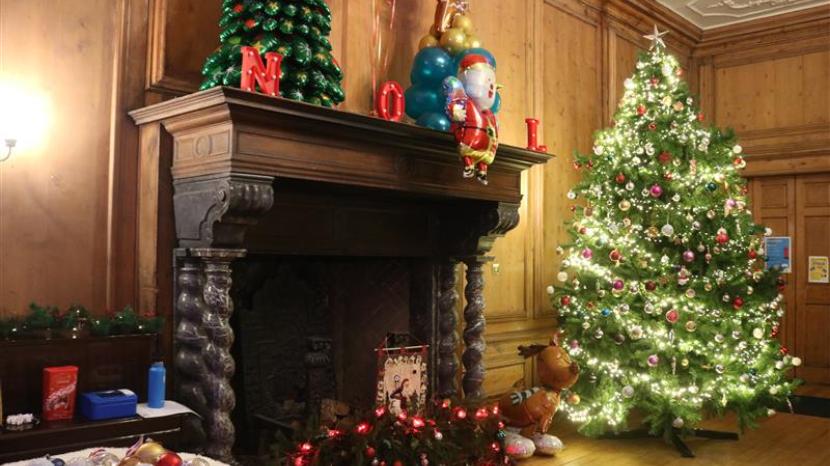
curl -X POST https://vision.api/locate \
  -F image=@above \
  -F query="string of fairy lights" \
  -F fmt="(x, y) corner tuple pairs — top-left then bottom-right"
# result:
(549, 32), (800, 433)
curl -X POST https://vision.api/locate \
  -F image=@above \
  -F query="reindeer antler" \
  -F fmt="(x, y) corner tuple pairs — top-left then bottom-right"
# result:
(517, 344), (548, 359)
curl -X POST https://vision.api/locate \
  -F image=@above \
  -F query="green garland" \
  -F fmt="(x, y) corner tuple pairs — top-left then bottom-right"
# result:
(278, 400), (512, 466)
(0, 303), (163, 340)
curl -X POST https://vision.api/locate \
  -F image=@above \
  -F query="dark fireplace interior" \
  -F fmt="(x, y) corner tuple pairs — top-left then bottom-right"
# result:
(230, 256), (414, 437)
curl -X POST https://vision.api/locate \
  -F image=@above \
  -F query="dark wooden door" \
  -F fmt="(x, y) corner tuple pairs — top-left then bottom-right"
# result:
(750, 174), (830, 385)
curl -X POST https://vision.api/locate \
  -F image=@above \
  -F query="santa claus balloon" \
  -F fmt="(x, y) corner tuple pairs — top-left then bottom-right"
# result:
(443, 53), (499, 185)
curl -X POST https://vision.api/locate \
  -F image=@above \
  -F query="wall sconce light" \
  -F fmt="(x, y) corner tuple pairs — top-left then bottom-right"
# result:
(0, 81), (50, 162)
(1, 138), (15, 162)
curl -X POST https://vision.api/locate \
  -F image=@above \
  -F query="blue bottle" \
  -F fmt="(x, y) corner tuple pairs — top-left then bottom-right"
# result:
(147, 361), (166, 408)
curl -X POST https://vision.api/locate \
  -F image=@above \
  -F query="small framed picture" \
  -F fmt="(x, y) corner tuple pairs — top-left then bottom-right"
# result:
(375, 334), (428, 415)
(764, 236), (791, 273)
(808, 256), (829, 284)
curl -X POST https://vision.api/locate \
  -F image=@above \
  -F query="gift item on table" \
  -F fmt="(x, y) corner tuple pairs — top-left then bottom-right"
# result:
(79, 389), (138, 421)
(5, 412), (38, 431)
(42, 366), (79, 421)
(147, 361), (166, 409)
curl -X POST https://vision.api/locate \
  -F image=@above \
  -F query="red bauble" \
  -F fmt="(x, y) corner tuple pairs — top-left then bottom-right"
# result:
(771, 325), (780, 337)
(748, 249), (757, 259)
(665, 309), (679, 323)
(586, 160), (594, 169)
(658, 151), (672, 164)
(365, 447), (377, 458)
(573, 161), (582, 170)
(637, 105), (646, 116)
(615, 173), (626, 184)
(697, 113), (705, 122)
(732, 296), (744, 309)
(560, 296), (571, 306)
(780, 346), (789, 355)
(648, 122), (657, 131)
(156, 453), (182, 466)
(233, 3), (244, 14)
(676, 68), (684, 77)
(716, 232), (729, 244)
(645, 281), (657, 291)
(609, 249), (622, 262)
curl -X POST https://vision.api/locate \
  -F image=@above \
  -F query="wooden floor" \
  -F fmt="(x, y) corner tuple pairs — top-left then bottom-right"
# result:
(524, 412), (830, 466)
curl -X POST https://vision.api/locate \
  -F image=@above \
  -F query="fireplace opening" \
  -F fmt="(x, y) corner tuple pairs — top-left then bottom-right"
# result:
(230, 255), (419, 451)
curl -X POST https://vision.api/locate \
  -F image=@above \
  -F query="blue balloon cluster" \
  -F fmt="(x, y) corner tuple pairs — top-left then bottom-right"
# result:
(405, 47), (500, 132)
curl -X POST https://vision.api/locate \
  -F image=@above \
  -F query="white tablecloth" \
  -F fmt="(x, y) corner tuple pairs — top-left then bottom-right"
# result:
(4, 448), (227, 466)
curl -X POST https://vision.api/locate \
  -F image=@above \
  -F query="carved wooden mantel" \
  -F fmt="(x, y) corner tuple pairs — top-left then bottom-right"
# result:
(129, 87), (550, 461)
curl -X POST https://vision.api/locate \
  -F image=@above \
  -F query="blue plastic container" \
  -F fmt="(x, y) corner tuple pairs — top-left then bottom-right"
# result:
(147, 361), (166, 408)
(79, 389), (137, 420)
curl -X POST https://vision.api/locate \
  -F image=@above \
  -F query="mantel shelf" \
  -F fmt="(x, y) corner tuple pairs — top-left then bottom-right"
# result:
(129, 86), (551, 204)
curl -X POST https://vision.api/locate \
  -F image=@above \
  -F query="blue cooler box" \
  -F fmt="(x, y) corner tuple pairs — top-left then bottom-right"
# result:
(79, 389), (138, 420)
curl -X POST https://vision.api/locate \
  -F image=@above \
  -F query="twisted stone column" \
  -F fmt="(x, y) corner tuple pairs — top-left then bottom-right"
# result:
(174, 257), (209, 445)
(462, 258), (487, 399)
(437, 261), (460, 398)
(193, 249), (244, 463)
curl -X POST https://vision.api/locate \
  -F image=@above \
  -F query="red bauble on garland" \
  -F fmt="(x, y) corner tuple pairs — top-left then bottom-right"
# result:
(716, 228), (729, 244)
(658, 151), (672, 164)
(748, 249), (757, 259)
(615, 173), (626, 184)
(560, 296), (572, 306)
(732, 296), (744, 310)
(609, 249), (622, 262)
(637, 105), (646, 116)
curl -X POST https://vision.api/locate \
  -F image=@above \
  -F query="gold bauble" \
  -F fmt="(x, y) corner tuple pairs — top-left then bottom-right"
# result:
(452, 14), (475, 33)
(418, 34), (439, 50)
(439, 27), (467, 55)
(618, 200), (631, 211)
(647, 226), (659, 238)
(465, 35), (482, 49)
(135, 442), (167, 464)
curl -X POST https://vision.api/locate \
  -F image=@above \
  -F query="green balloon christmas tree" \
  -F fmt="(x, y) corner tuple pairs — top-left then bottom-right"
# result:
(551, 28), (800, 436)
(200, 0), (345, 107)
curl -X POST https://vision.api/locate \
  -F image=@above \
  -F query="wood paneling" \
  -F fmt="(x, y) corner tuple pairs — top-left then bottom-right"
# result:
(749, 176), (797, 362)
(696, 5), (830, 166)
(795, 174), (830, 384)
(0, 0), (123, 315)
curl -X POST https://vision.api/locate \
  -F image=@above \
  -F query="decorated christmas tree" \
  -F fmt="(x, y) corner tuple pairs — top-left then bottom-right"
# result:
(200, 0), (345, 107)
(551, 28), (800, 436)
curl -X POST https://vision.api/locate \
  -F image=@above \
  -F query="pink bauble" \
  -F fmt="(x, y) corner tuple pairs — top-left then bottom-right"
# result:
(582, 248), (593, 259)
(682, 250), (695, 262)
(612, 279), (625, 290)
(649, 184), (663, 197)
(647, 355), (660, 367)
(666, 309), (679, 323)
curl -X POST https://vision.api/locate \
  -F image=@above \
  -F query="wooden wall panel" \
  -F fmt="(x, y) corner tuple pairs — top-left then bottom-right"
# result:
(0, 0), (122, 315)
(795, 174), (830, 384)
(539, 1), (601, 318)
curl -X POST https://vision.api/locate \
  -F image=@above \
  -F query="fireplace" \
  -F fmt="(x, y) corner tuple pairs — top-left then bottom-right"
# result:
(129, 87), (549, 462)
(230, 256), (413, 441)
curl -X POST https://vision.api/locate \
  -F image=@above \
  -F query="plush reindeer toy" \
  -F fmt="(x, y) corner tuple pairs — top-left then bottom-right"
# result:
(498, 340), (579, 459)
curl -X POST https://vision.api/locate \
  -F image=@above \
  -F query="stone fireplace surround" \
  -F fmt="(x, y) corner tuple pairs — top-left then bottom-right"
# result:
(130, 87), (549, 462)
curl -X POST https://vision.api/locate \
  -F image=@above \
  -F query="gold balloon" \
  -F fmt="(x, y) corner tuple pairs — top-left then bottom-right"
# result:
(439, 27), (467, 55)
(135, 442), (167, 464)
(418, 34), (439, 50)
(452, 15), (475, 33)
(465, 35), (482, 49)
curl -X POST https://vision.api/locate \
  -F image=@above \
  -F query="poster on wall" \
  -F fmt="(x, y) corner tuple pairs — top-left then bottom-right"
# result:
(808, 256), (829, 284)
(764, 236), (792, 273)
